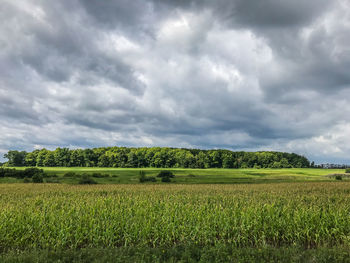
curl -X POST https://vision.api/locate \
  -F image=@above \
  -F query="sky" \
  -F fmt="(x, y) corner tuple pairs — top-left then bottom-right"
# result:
(1, 0), (350, 164)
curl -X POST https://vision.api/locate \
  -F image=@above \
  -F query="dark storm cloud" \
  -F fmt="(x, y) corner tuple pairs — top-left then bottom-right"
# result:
(155, 0), (332, 28)
(0, 0), (350, 163)
(1, 0), (145, 92)
(79, 0), (153, 29)
(223, 0), (332, 28)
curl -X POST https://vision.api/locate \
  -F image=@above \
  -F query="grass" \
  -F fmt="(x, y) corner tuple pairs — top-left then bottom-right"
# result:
(0, 167), (346, 184)
(1, 183), (350, 260)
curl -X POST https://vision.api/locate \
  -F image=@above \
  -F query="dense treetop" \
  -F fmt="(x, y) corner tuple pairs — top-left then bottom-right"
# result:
(3, 147), (310, 168)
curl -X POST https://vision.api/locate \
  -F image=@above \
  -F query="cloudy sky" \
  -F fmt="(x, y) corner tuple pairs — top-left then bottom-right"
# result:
(1, 0), (350, 163)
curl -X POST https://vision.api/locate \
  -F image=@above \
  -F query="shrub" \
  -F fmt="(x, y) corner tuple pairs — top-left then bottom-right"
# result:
(64, 172), (76, 177)
(161, 176), (171, 183)
(346, 169), (350, 173)
(78, 174), (97, 184)
(23, 168), (44, 178)
(270, 162), (282, 169)
(157, 171), (174, 182)
(0, 168), (21, 178)
(139, 171), (157, 183)
(139, 171), (147, 183)
(0, 167), (44, 179)
(253, 164), (261, 169)
(0, 168), (5, 177)
(23, 177), (31, 183)
(157, 171), (174, 178)
(32, 174), (44, 183)
(92, 173), (110, 178)
(335, 175), (343, 180)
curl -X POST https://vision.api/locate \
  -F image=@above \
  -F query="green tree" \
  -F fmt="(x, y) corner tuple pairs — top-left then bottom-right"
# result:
(4, 150), (27, 166)
(54, 148), (70, 167)
(195, 151), (209, 168)
(222, 153), (234, 168)
(36, 149), (48, 167)
(126, 151), (138, 167)
(280, 158), (291, 168)
(69, 149), (85, 167)
(43, 151), (56, 167)
(25, 150), (39, 166)
(209, 151), (221, 168)
(98, 154), (110, 167)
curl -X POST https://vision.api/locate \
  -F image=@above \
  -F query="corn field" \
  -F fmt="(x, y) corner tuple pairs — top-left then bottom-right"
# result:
(1, 182), (350, 251)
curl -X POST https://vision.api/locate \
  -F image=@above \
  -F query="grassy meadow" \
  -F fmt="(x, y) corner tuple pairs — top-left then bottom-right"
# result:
(0, 167), (347, 184)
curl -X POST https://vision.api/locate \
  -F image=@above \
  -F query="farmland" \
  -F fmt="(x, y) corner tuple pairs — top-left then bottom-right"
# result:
(0, 167), (347, 184)
(1, 180), (350, 262)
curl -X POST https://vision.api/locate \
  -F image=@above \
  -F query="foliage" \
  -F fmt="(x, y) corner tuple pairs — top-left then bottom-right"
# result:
(161, 176), (171, 182)
(4, 150), (26, 166)
(0, 167), (44, 179)
(23, 177), (31, 183)
(3, 147), (310, 168)
(139, 171), (156, 183)
(157, 170), (174, 182)
(1, 183), (350, 252)
(78, 174), (97, 184)
(32, 173), (44, 183)
(335, 175), (343, 180)
(23, 168), (45, 178)
(63, 172), (76, 177)
(346, 168), (350, 173)
(157, 170), (174, 178)
(139, 170), (146, 182)
(92, 173), (109, 178)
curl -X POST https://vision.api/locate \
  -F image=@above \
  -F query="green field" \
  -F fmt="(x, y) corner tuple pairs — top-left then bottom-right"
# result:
(1, 167), (347, 184)
(1, 168), (350, 262)
(1, 182), (350, 262)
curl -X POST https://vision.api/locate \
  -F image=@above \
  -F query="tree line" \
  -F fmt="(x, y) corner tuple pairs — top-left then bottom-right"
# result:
(3, 147), (310, 168)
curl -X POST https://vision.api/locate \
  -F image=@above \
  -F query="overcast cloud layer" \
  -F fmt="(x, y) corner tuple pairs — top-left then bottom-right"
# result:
(1, 0), (350, 163)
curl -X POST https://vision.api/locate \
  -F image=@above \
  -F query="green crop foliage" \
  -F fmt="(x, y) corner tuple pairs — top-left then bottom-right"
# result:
(1, 182), (350, 254)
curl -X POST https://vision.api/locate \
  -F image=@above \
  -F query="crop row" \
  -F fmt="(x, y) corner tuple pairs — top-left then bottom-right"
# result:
(0, 183), (350, 251)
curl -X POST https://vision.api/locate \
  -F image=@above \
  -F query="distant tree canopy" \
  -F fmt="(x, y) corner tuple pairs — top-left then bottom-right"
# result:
(4, 150), (27, 167)
(2, 147), (310, 168)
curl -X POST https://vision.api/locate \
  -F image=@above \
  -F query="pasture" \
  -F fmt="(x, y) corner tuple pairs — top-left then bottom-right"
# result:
(0, 167), (346, 184)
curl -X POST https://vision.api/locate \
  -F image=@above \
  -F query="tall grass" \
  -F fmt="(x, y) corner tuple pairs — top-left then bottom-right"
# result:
(1, 183), (350, 251)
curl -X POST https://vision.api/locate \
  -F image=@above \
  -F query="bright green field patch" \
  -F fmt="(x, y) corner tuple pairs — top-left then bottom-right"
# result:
(2, 168), (345, 184)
